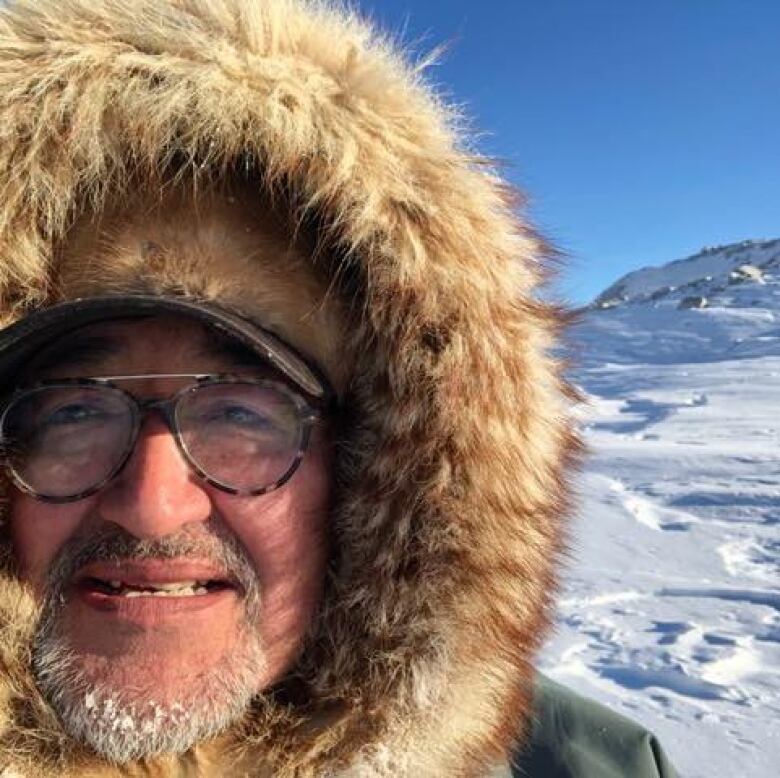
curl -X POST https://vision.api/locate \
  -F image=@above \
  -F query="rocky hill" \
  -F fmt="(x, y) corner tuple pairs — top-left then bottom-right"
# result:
(592, 238), (780, 311)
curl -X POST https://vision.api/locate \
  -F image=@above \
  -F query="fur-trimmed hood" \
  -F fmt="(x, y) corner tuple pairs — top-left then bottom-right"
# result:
(0, 1), (579, 775)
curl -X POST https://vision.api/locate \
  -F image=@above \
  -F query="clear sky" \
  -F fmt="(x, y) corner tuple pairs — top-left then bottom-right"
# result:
(359, 0), (780, 304)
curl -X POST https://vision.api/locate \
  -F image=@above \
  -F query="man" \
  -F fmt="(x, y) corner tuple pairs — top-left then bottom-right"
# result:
(0, 1), (677, 776)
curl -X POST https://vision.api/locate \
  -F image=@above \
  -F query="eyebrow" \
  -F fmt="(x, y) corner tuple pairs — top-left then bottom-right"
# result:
(196, 330), (276, 373)
(24, 333), (119, 377)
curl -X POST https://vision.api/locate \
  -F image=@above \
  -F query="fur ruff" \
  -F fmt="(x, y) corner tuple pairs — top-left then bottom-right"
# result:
(0, 1), (580, 775)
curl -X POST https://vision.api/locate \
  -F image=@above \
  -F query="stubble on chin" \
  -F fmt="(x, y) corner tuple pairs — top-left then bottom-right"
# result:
(31, 521), (267, 764)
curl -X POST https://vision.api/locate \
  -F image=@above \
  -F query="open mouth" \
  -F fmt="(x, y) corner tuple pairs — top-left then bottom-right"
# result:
(82, 578), (233, 598)
(73, 559), (241, 604)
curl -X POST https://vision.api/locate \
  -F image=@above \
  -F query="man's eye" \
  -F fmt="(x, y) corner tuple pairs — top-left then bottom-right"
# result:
(43, 403), (106, 426)
(205, 404), (274, 429)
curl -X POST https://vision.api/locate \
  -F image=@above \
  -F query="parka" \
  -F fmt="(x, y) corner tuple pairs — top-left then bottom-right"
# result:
(511, 675), (678, 777)
(0, 0), (678, 775)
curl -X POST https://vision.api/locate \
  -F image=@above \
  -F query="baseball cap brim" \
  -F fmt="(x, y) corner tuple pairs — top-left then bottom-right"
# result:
(0, 295), (332, 402)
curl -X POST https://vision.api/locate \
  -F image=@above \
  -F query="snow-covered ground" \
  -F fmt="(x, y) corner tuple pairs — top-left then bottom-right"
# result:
(540, 241), (780, 778)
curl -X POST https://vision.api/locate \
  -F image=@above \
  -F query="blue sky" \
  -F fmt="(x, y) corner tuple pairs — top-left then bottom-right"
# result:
(359, 1), (780, 303)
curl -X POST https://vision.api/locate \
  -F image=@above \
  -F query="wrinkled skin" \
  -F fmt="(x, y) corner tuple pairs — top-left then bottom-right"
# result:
(9, 313), (331, 716)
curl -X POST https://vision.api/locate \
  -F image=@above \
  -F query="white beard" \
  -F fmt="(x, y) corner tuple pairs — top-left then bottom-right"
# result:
(31, 521), (266, 763)
(32, 630), (266, 763)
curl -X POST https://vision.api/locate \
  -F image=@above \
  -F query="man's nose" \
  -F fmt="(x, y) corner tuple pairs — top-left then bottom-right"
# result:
(96, 415), (212, 539)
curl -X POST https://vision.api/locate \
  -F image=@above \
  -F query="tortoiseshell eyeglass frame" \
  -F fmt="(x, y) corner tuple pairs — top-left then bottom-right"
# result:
(0, 374), (327, 504)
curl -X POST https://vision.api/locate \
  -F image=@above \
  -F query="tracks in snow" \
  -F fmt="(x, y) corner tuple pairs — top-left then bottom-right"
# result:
(541, 362), (780, 777)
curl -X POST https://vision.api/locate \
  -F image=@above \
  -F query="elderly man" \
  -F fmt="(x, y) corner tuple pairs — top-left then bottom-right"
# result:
(0, 1), (677, 776)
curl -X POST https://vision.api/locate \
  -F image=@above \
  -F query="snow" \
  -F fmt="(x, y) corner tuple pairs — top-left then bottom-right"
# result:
(540, 240), (780, 778)
(593, 238), (780, 309)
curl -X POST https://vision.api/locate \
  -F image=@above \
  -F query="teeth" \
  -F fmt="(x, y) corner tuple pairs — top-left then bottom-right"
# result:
(144, 581), (202, 591)
(121, 585), (210, 598)
(98, 579), (214, 597)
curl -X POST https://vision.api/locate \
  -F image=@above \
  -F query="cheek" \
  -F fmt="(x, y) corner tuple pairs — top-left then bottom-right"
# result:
(9, 490), (93, 592)
(209, 453), (331, 635)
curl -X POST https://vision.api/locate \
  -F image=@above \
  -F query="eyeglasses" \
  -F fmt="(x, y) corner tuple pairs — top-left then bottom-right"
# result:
(0, 374), (323, 503)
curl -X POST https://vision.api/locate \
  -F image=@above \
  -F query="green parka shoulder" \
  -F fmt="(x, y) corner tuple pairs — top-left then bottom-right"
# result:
(503, 674), (679, 778)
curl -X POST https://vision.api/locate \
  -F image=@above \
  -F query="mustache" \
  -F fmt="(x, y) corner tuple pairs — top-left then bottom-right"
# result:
(42, 519), (260, 610)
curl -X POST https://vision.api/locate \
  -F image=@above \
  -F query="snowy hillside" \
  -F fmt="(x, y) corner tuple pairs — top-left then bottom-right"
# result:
(593, 238), (780, 312)
(539, 239), (780, 778)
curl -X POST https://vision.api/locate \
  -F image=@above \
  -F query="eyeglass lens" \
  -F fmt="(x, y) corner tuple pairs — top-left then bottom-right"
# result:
(176, 382), (302, 492)
(1, 381), (305, 500)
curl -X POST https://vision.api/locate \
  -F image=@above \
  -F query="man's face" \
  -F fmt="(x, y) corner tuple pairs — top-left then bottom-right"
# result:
(8, 314), (331, 760)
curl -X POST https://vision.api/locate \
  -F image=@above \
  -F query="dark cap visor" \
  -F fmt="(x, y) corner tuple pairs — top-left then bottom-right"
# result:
(0, 295), (332, 402)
